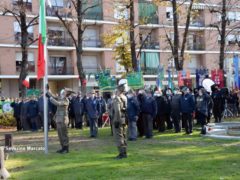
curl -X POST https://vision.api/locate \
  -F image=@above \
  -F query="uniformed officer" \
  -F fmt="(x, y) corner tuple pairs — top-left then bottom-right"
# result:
(112, 80), (128, 159)
(48, 89), (70, 154)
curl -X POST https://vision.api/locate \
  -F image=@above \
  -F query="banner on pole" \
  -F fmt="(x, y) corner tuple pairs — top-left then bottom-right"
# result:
(211, 69), (224, 88)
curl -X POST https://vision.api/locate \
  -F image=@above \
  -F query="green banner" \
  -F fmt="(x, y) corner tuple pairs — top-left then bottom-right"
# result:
(27, 89), (41, 97)
(95, 70), (117, 92)
(127, 72), (144, 90)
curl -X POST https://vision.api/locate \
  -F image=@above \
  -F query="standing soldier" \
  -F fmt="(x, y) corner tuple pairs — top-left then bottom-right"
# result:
(47, 89), (70, 154)
(112, 81), (128, 159)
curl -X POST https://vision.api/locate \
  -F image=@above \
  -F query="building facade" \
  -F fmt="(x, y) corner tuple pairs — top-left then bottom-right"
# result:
(0, 0), (240, 97)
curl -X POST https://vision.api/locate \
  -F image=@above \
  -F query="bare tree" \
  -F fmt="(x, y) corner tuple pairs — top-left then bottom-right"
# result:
(207, 0), (240, 70)
(54, 0), (101, 94)
(154, 0), (195, 71)
(1, 0), (38, 97)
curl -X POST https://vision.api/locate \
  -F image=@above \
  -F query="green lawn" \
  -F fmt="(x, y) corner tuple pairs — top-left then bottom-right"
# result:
(3, 125), (240, 180)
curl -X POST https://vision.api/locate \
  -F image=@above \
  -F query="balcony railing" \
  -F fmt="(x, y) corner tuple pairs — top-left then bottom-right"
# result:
(83, 40), (102, 47)
(48, 66), (74, 75)
(15, 32), (34, 43)
(46, 6), (72, 17)
(187, 43), (205, 50)
(141, 68), (158, 75)
(141, 41), (160, 49)
(83, 66), (100, 73)
(84, 11), (103, 20)
(48, 37), (73, 46)
(12, 0), (32, 11)
(190, 20), (205, 27)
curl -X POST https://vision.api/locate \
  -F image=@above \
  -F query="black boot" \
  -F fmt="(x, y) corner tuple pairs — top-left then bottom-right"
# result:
(60, 146), (69, 154)
(56, 146), (64, 153)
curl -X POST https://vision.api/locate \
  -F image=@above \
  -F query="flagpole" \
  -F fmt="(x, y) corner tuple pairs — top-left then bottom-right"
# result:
(43, 40), (48, 154)
(43, 0), (48, 155)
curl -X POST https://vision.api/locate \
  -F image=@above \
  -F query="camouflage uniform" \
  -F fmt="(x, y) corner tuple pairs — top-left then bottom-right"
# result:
(50, 97), (70, 152)
(112, 93), (127, 159)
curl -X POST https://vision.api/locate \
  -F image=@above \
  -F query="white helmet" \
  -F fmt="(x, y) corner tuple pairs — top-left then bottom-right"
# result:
(118, 79), (129, 92)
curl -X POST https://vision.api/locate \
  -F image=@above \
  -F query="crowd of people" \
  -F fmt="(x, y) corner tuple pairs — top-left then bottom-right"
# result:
(1, 83), (240, 157)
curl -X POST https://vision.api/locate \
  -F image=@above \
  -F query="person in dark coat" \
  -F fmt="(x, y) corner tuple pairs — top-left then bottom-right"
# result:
(211, 86), (225, 123)
(141, 90), (157, 138)
(137, 90), (145, 137)
(154, 90), (169, 132)
(164, 88), (173, 129)
(11, 98), (22, 131)
(96, 92), (106, 128)
(196, 88), (211, 134)
(72, 92), (85, 129)
(21, 98), (31, 131)
(68, 96), (75, 128)
(180, 87), (195, 135)
(27, 96), (39, 131)
(171, 88), (182, 133)
(127, 89), (140, 141)
(85, 90), (99, 138)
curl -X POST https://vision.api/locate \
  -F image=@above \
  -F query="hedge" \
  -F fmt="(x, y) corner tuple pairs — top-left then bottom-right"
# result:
(0, 113), (16, 127)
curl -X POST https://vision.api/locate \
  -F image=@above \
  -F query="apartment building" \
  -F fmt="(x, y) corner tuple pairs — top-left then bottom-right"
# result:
(0, 0), (240, 97)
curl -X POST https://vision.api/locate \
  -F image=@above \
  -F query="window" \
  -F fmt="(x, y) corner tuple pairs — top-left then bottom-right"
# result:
(141, 52), (160, 74)
(49, 57), (67, 75)
(227, 34), (236, 44)
(166, 7), (173, 20)
(83, 28), (101, 47)
(13, 0), (32, 11)
(16, 52), (35, 72)
(114, 4), (128, 20)
(186, 55), (199, 73)
(138, 1), (158, 24)
(82, 56), (98, 73)
(48, 26), (72, 46)
(50, 0), (64, 7)
(14, 21), (34, 42)
(227, 11), (236, 21)
(83, 0), (103, 20)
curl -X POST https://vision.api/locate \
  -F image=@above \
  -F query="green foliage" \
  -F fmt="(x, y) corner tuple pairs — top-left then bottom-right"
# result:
(102, 21), (132, 72)
(0, 113), (16, 127)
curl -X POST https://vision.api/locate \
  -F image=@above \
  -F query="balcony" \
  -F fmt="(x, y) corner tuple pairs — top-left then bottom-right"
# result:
(48, 66), (74, 75)
(84, 11), (103, 20)
(187, 43), (205, 50)
(48, 37), (73, 46)
(141, 68), (158, 75)
(46, 6), (72, 17)
(83, 40), (102, 48)
(141, 41), (159, 49)
(15, 32), (34, 43)
(190, 19), (205, 27)
(83, 66), (100, 74)
(12, 0), (32, 11)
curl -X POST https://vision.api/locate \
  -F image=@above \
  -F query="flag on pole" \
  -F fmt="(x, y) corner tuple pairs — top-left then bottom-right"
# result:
(37, 0), (47, 80)
(233, 55), (239, 89)
(22, 75), (30, 88)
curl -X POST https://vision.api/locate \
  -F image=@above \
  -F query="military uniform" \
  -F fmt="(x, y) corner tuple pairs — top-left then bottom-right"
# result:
(50, 97), (70, 153)
(112, 93), (127, 159)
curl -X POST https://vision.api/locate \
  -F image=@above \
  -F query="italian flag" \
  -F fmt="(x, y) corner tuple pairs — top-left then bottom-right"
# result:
(22, 76), (30, 88)
(37, 0), (46, 80)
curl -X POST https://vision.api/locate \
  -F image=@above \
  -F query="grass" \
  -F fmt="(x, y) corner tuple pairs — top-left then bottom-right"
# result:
(2, 122), (240, 180)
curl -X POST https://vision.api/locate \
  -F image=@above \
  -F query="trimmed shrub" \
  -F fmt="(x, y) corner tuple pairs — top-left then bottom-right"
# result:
(0, 113), (16, 127)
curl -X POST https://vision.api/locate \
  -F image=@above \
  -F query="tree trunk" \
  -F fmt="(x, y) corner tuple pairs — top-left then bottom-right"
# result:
(219, 0), (227, 70)
(129, 0), (137, 71)
(77, 0), (86, 94)
(172, 0), (180, 71)
(19, 11), (28, 98)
